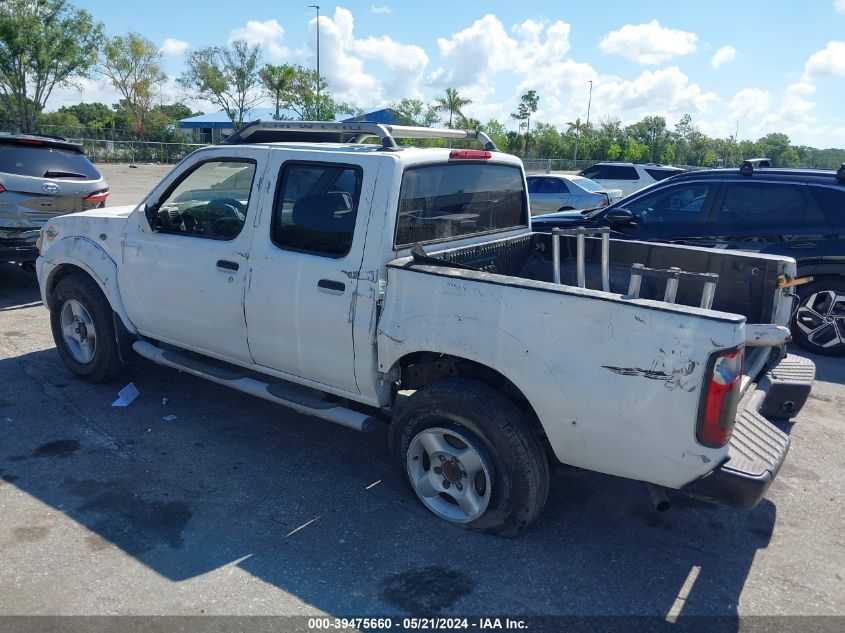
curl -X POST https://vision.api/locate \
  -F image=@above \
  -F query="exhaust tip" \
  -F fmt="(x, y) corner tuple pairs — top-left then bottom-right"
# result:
(647, 484), (671, 512)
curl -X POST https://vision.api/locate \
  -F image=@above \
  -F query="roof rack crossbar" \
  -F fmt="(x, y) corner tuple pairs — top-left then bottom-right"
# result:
(221, 120), (498, 151)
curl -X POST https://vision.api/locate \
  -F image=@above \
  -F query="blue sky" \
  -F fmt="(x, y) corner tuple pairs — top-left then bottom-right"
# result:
(53, 0), (845, 147)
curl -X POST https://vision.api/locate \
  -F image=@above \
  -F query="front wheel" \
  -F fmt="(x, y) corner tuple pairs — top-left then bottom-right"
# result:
(390, 379), (549, 537)
(791, 279), (845, 357)
(49, 273), (125, 382)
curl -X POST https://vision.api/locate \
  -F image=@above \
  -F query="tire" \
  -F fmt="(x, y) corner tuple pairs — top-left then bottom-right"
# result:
(389, 378), (549, 537)
(49, 273), (125, 382)
(791, 278), (845, 357)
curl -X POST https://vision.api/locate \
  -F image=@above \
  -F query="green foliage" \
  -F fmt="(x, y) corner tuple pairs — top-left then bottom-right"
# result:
(101, 31), (166, 138)
(179, 40), (263, 130)
(262, 64), (352, 121)
(389, 98), (440, 127)
(0, 0), (104, 132)
(511, 90), (539, 155)
(259, 63), (296, 120)
(434, 87), (471, 128)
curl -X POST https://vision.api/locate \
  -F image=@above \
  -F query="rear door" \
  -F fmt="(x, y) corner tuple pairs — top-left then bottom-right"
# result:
(709, 180), (831, 270)
(243, 151), (382, 394)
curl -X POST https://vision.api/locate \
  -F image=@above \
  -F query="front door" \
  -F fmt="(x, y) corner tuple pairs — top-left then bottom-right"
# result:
(244, 154), (380, 394)
(119, 155), (262, 364)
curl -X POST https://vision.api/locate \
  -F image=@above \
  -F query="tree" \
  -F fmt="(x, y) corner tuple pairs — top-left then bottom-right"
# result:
(389, 98), (439, 127)
(511, 90), (539, 155)
(434, 87), (471, 128)
(101, 31), (166, 137)
(0, 0), (103, 132)
(567, 117), (588, 162)
(259, 63), (296, 120)
(179, 40), (263, 130)
(274, 65), (351, 121)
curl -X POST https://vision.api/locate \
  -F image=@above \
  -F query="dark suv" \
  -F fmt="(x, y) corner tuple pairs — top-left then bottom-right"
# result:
(1, 134), (109, 267)
(532, 163), (845, 356)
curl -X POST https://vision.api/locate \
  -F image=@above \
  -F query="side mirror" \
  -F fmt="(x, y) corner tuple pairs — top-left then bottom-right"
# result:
(142, 203), (158, 230)
(605, 208), (637, 225)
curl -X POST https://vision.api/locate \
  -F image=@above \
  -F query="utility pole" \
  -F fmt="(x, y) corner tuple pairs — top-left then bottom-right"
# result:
(308, 5), (320, 119)
(585, 80), (593, 129)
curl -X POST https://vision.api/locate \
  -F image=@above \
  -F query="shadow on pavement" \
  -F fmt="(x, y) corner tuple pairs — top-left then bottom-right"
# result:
(0, 263), (41, 311)
(0, 340), (777, 626)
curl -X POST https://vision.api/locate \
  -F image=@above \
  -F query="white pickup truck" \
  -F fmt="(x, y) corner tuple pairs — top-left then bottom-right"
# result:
(36, 121), (815, 536)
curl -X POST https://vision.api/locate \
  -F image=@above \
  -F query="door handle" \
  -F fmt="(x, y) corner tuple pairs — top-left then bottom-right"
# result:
(318, 279), (345, 292)
(216, 259), (239, 271)
(787, 242), (817, 250)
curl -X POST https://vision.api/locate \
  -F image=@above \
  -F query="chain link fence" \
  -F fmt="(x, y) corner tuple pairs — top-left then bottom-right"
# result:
(71, 138), (210, 164)
(522, 159), (598, 174)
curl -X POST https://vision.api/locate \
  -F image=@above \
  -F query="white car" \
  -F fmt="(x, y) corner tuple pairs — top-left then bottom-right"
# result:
(527, 174), (622, 216)
(36, 121), (812, 536)
(579, 162), (684, 197)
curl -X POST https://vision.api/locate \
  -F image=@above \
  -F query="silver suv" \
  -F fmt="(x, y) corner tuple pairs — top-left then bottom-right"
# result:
(579, 162), (684, 197)
(1, 134), (109, 266)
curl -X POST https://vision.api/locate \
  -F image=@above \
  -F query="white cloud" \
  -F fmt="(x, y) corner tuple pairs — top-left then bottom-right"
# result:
(803, 41), (845, 79)
(298, 8), (427, 106)
(787, 81), (816, 95)
(594, 67), (718, 118)
(160, 38), (189, 56)
(729, 88), (770, 119)
(369, 5), (393, 14)
(431, 14), (572, 91)
(228, 19), (288, 60)
(599, 20), (697, 64)
(835, 0), (845, 14)
(710, 45), (736, 69)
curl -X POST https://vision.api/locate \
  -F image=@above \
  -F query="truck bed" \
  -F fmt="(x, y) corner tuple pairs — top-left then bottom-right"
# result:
(421, 232), (786, 325)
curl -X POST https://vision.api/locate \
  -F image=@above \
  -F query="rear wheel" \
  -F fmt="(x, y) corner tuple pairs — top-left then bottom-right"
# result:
(390, 378), (549, 537)
(49, 274), (125, 382)
(791, 278), (845, 357)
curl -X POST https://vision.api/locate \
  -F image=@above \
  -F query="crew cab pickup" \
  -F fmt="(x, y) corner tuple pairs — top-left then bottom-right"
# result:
(36, 121), (815, 536)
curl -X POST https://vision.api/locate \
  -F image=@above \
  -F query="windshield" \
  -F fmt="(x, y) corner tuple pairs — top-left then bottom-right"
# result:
(395, 163), (528, 247)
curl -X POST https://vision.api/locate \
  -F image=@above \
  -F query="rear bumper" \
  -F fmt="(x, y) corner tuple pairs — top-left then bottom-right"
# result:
(680, 354), (815, 510)
(0, 229), (39, 263)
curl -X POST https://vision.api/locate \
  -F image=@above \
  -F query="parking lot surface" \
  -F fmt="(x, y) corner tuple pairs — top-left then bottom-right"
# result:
(0, 166), (843, 621)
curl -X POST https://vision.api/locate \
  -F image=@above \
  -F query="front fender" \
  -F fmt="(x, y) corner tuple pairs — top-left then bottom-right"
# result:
(37, 235), (137, 334)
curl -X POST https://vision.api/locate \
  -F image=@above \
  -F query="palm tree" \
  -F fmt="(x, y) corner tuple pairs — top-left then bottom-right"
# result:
(259, 64), (297, 120)
(567, 117), (587, 163)
(434, 88), (472, 128)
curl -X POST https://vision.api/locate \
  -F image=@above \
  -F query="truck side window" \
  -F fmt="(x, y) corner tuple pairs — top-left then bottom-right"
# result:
(272, 162), (363, 258)
(152, 160), (256, 240)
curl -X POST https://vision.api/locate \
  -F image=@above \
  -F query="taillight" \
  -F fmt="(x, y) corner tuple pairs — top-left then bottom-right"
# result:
(449, 149), (491, 160)
(85, 190), (110, 204)
(697, 347), (744, 448)
(599, 194), (610, 207)
(0, 183), (5, 193)
(16, 139), (44, 146)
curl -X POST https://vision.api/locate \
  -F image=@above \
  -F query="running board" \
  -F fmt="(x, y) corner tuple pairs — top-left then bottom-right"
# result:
(132, 341), (378, 432)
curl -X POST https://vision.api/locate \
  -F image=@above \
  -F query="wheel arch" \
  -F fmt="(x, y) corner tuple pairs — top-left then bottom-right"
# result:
(389, 351), (552, 458)
(41, 237), (136, 334)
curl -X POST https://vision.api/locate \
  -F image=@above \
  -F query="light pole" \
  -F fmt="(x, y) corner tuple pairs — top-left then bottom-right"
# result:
(585, 80), (593, 129)
(308, 5), (320, 119)
(573, 81), (593, 166)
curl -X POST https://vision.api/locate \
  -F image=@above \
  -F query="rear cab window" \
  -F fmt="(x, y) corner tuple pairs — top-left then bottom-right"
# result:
(0, 144), (101, 180)
(395, 162), (528, 247)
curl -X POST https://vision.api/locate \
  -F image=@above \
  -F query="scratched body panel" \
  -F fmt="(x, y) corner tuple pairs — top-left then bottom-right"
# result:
(377, 261), (745, 489)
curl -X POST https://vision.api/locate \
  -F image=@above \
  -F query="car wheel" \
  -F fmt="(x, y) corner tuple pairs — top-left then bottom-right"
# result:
(389, 378), (549, 537)
(791, 278), (845, 357)
(49, 273), (125, 382)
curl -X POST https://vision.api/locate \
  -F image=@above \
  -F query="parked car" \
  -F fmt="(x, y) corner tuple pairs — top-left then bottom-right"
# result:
(0, 134), (109, 267)
(527, 174), (622, 216)
(533, 162), (845, 356)
(578, 162), (685, 197)
(36, 121), (813, 535)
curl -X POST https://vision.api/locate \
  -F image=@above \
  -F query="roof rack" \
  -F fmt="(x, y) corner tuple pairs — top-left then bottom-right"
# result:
(221, 120), (498, 151)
